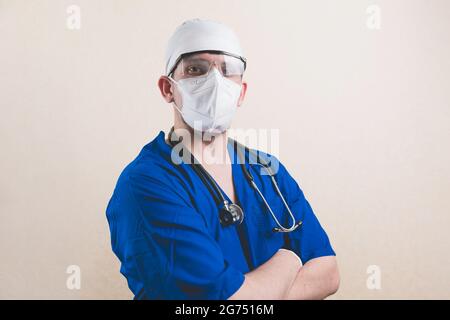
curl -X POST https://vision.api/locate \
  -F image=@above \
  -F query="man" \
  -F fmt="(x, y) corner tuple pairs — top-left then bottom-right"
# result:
(106, 18), (339, 300)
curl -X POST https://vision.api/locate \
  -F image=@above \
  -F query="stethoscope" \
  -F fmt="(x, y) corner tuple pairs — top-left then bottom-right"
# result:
(167, 127), (303, 233)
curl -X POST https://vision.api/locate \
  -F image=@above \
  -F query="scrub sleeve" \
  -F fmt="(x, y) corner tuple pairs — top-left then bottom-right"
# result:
(127, 171), (245, 300)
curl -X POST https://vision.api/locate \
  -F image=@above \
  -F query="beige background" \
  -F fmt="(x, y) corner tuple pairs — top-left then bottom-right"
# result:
(1, 0), (449, 299)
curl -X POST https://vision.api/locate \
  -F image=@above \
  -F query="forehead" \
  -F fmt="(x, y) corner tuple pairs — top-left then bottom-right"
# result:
(182, 52), (225, 62)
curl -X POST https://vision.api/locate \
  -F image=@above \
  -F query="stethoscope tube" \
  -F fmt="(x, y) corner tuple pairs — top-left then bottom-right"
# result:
(233, 140), (302, 233)
(167, 127), (302, 233)
(168, 128), (244, 227)
(194, 161), (245, 227)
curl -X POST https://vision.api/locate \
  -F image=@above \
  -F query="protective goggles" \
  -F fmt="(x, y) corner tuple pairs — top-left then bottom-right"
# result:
(169, 51), (246, 79)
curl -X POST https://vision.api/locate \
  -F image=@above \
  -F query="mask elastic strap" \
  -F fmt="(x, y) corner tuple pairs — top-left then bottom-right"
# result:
(167, 76), (183, 115)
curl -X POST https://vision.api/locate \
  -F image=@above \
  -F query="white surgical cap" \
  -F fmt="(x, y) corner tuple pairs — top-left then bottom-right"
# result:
(165, 18), (245, 76)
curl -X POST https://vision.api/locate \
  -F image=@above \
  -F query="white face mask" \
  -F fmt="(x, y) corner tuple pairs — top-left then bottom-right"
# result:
(169, 68), (242, 134)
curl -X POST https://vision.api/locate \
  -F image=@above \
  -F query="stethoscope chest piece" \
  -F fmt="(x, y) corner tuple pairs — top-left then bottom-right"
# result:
(219, 201), (244, 227)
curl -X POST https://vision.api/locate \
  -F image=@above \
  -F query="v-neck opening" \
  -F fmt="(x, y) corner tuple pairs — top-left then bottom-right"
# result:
(200, 139), (240, 206)
(169, 133), (240, 207)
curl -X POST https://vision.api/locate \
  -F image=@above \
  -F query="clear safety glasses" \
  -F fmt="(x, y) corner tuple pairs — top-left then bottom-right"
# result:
(171, 52), (246, 81)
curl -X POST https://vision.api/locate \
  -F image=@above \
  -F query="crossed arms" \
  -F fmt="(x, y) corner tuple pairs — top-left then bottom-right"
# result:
(228, 249), (340, 300)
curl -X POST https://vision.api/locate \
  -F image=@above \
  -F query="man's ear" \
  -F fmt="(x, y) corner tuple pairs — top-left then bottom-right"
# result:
(237, 81), (247, 107)
(158, 76), (174, 103)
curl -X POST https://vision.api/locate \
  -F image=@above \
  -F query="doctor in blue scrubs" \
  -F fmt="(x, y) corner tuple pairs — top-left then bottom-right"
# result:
(106, 19), (339, 300)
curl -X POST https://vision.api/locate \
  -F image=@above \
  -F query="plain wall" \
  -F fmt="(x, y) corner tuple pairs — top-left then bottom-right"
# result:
(1, 0), (449, 299)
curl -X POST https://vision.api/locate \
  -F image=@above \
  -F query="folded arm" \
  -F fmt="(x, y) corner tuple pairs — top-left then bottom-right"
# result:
(285, 255), (339, 300)
(228, 251), (339, 300)
(228, 248), (302, 300)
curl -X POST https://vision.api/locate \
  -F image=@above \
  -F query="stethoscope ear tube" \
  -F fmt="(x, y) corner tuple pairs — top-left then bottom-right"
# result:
(273, 220), (303, 233)
(232, 138), (303, 233)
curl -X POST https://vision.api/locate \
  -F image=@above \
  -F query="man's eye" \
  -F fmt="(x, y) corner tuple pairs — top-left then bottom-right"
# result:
(221, 65), (228, 75)
(186, 65), (204, 75)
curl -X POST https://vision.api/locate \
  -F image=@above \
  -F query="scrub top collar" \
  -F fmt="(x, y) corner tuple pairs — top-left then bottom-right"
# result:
(153, 129), (248, 207)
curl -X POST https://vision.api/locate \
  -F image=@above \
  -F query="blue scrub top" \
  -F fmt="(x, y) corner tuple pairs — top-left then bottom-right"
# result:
(106, 130), (335, 300)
